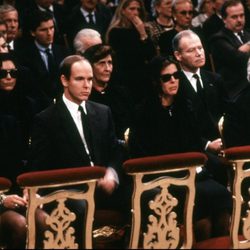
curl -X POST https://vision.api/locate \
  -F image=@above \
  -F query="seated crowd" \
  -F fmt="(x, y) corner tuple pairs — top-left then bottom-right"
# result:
(0, 0), (250, 248)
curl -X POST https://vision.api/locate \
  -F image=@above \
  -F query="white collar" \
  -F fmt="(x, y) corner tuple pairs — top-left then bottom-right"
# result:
(34, 40), (52, 52)
(182, 68), (201, 81)
(63, 94), (87, 114)
(38, 5), (54, 12)
(80, 7), (95, 18)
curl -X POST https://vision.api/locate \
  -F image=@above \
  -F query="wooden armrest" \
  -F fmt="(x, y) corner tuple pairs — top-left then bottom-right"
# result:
(123, 152), (207, 173)
(0, 177), (11, 191)
(17, 166), (106, 187)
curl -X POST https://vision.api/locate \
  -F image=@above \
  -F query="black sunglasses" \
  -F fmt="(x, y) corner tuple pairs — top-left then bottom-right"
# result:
(179, 10), (194, 16)
(0, 69), (18, 79)
(160, 71), (181, 82)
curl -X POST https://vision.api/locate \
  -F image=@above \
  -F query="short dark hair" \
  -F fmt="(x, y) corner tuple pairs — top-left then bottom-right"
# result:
(0, 52), (17, 68)
(59, 55), (89, 80)
(221, 0), (243, 19)
(83, 44), (114, 64)
(28, 10), (54, 32)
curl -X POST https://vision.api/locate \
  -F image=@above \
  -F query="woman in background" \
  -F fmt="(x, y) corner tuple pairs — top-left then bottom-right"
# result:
(106, 0), (156, 105)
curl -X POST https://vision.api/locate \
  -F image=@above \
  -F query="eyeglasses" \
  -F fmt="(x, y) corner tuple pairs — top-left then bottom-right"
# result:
(178, 10), (194, 16)
(160, 71), (181, 82)
(0, 69), (18, 79)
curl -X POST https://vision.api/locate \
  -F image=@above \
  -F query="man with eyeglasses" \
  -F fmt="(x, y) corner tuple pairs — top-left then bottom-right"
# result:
(158, 0), (203, 57)
(173, 30), (229, 187)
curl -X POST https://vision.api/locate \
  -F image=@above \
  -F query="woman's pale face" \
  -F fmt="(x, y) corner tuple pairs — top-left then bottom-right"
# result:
(0, 37), (8, 53)
(0, 60), (17, 91)
(156, 0), (172, 18)
(122, 0), (141, 20)
(160, 63), (179, 96)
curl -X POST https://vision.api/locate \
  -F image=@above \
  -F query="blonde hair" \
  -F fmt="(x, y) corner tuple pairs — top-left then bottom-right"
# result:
(106, 0), (147, 43)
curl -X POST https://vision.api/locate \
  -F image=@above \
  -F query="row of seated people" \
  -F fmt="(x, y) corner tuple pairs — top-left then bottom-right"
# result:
(1, 0), (250, 107)
(0, 0), (248, 141)
(0, 30), (245, 247)
(0, 0), (249, 247)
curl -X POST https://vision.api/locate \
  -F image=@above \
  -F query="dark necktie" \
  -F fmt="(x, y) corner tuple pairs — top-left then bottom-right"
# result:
(87, 13), (95, 25)
(45, 48), (55, 74)
(193, 74), (204, 99)
(238, 31), (247, 44)
(78, 106), (94, 163)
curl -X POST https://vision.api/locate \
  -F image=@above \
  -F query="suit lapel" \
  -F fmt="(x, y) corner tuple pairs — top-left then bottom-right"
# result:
(179, 72), (197, 99)
(200, 70), (216, 102)
(85, 101), (101, 160)
(224, 28), (242, 47)
(30, 43), (48, 74)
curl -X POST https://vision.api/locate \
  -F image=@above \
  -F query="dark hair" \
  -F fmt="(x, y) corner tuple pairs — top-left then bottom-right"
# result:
(59, 55), (88, 80)
(221, 0), (242, 18)
(0, 52), (17, 68)
(28, 10), (54, 32)
(83, 44), (114, 64)
(149, 56), (180, 94)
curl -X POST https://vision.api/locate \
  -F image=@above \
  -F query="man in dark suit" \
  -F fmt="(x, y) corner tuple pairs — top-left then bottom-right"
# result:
(210, 0), (250, 101)
(28, 55), (127, 246)
(21, 0), (67, 46)
(18, 10), (69, 109)
(173, 29), (228, 186)
(65, 0), (112, 50)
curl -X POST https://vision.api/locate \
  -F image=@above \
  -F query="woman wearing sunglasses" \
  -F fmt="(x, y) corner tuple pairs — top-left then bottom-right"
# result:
(129, 56), (232, 242)
(0, 53), (47, 248)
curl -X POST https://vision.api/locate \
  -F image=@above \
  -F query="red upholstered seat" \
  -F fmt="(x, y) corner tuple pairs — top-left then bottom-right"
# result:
(17, 166), (106, 187)
(17, 166), (106, 249)
(0, 177), (11, 191)
(224, 145), (250, 160)
(124, 152), (207, 173)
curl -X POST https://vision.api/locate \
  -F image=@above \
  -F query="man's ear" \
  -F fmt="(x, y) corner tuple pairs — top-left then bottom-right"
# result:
(30, 30), (35, 38)
(174, 50), (181, 62)
(61, 75), (68, 87)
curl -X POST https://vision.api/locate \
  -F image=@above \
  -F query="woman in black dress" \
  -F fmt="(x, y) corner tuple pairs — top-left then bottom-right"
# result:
(129, 56), (232, 241)
(106, 0), (156, 105)
(0, 53), (46, 248)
